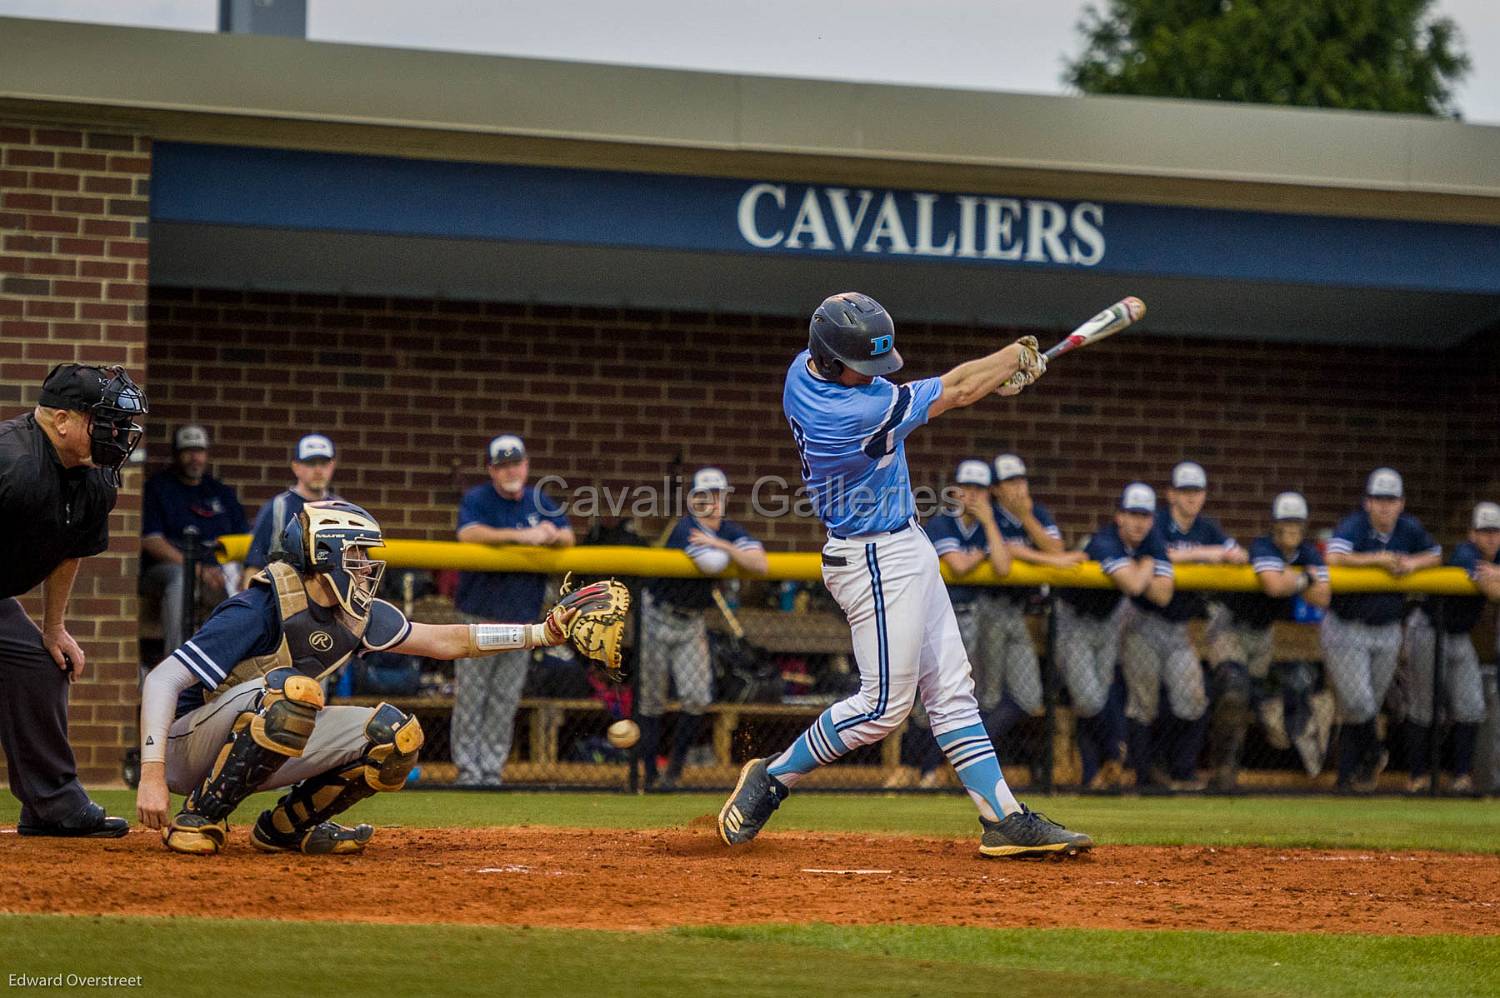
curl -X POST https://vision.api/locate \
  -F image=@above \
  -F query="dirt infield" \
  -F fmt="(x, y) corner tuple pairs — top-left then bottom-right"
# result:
(2, 824), (1495, 936)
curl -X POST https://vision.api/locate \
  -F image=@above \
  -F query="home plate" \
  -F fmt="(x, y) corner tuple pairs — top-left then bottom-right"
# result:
(801, 868), (892, 875)
(476, 865), (567, 876)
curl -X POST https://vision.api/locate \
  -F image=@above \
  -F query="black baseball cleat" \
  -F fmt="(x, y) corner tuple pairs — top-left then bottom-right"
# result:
(17, 800), (128, 838)
(979, 804), (1094, 858)
(717, 758), (789, 846)
(250, 811), (375, 855)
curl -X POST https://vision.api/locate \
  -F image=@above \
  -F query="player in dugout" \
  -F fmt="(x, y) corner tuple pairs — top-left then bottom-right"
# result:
(1204, 492), (1331, 791)
(1400, 501), (1500, 795)
(1322, 468), (1441, 793)
(1055, 483), (1174, 791)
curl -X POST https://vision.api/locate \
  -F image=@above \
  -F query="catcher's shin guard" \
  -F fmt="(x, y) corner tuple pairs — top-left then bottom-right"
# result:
(251, 702), (422, 855)
(165, 669), (323, 854)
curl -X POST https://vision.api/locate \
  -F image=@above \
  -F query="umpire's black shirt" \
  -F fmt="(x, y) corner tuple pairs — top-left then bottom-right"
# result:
(0, 414), (115, 600)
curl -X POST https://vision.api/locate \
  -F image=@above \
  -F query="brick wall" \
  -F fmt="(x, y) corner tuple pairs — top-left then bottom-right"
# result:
(147, 288), (1472, 551)
(1, 121), (152, 786)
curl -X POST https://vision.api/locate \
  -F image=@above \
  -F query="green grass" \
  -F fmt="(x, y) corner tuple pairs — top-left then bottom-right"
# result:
(11, 788), (1494, 853)
(1, 915), (1494, 998)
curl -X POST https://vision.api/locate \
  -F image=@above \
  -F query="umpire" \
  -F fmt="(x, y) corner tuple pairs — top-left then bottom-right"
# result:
(0, 364), (147, 836)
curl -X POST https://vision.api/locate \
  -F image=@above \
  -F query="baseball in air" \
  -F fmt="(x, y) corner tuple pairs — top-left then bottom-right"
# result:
(607, 719), (640, 750)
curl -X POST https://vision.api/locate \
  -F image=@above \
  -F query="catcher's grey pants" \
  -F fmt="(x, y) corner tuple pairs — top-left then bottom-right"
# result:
(452, 613), (530, 786)
(1055, 600), (1125, 719)
(955, 595), (1043, 715)
(1402, 613), (1486, 726)
(1319, 613), (1401, 724)
(1121, 607), (1208, 723)
(639, 593), (712, 717)
(1205, 602), (1274, 678)
(164, 677), (376, 795)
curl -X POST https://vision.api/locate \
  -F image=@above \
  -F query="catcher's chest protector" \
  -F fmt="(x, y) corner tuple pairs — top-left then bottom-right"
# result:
(211, 561), (368, 697)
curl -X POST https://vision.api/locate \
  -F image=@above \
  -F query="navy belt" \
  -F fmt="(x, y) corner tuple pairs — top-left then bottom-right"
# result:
(828, 520), (913, 542)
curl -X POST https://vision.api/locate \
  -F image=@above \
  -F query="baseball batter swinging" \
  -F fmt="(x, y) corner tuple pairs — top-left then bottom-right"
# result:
(135, 500), (613, 854)
(717, 292), (1093, 858)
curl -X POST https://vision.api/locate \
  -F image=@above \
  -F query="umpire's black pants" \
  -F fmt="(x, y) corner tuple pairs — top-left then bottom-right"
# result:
(0, 598), (90, 824)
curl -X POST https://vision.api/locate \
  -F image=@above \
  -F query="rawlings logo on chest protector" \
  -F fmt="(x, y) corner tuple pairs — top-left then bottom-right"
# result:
(211, 562), (368, 698)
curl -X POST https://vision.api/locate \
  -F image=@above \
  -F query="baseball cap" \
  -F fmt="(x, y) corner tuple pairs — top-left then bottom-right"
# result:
(1120, 482), (1156, 514)
(295, 433), (336, 462)
(1366, 467), (1403, 499)
(1272, 492), (1309, 522)
(691, 467), (730, 493)
(486, 434), (526, 465)
(955, 459), (992, 487)
(173, 425), (209, 452)
(37, 364), (112, 412)
(1473, 502), (1500, 531)
(993, 453), (1027, 482)
(1172, 461), (1207, 490)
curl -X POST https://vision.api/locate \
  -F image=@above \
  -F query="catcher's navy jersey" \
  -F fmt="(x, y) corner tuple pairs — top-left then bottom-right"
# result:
(166, 586), (410, 718)
(1327, 511), (1439, 625)
(782, 349), (943, 537)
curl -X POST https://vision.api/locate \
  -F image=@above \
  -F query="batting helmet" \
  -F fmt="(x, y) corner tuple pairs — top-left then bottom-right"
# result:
(807, 292), (902, 379)
(280, 500), (386, 620)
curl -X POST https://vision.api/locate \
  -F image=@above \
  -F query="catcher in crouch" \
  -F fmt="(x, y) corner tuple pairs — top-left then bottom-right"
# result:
(135, 500), (622, 855)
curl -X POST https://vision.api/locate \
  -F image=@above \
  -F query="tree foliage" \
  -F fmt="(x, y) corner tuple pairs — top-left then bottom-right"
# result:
(1066, 0), (1470, 117)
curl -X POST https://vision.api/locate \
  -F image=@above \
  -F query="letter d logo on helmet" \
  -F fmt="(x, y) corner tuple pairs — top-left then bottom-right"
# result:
(808, 291), (903, 379)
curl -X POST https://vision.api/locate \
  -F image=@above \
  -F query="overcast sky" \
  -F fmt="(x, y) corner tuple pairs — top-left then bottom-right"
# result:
(3, 0), (1498, 124)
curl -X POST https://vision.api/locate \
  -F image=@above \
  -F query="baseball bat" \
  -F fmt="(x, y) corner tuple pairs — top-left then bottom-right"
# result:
(1042, 296), (1145, 361)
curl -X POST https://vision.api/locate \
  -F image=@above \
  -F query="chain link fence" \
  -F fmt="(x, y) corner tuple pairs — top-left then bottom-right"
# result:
(141, 539), (1498, 796)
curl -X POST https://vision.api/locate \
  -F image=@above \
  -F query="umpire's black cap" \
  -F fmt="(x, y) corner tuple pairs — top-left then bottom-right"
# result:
(37, 364), (113, 411)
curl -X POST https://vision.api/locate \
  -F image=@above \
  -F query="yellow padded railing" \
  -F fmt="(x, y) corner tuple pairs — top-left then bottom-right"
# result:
(214, 534), (1480, 595)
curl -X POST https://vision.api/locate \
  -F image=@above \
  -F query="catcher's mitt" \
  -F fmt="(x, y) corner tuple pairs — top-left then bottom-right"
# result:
(558, 572), (630, 682)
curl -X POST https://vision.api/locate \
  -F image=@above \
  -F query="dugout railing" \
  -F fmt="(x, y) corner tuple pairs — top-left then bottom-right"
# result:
(199, 535), (1498, 796)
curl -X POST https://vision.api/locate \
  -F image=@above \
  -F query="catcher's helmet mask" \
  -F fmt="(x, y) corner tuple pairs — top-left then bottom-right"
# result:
(279, 500), (386, 620)
(808, 292), (903, 381)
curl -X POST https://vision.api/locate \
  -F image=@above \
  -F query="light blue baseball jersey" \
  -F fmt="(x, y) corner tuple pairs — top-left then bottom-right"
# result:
(783, 349), (944, 537)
